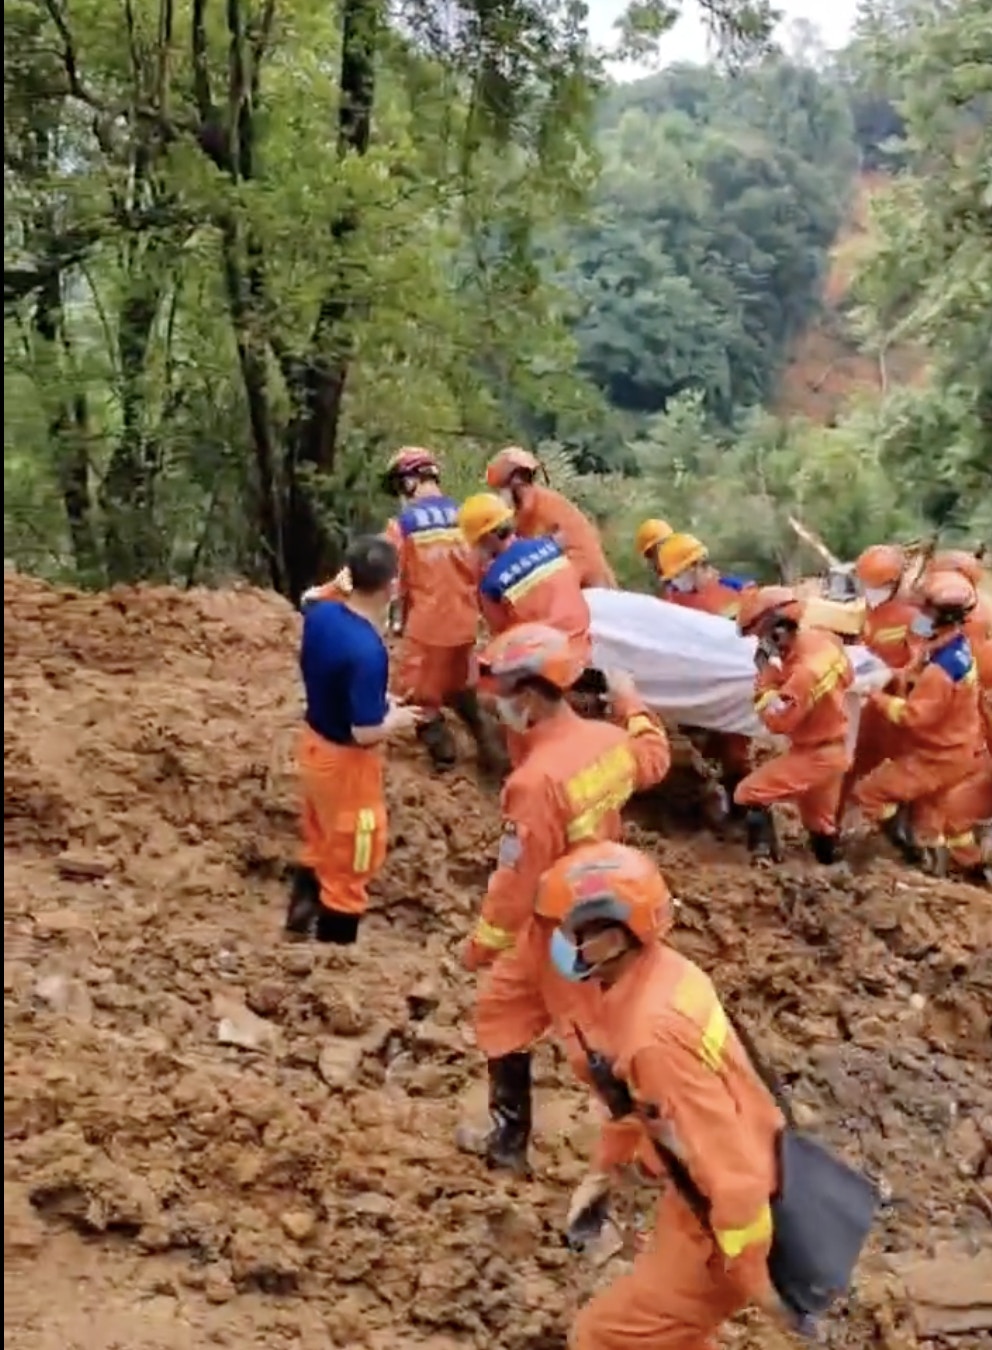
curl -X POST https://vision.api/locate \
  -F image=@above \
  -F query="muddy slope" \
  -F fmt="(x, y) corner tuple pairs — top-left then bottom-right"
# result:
(4, 571), (990, 1350)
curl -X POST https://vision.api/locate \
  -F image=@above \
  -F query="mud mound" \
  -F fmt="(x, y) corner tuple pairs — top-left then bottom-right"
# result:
(4, 571), (991, 1350)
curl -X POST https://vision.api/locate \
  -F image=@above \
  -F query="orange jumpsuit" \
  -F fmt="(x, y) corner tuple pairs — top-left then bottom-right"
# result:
(844, 597), (925, 803)
(513, 483), (616, 589)
(663, 571), (755, 782)
(734, 629), (854, 836)
(391, 494), (480, 712)
(570, 945), (782, 1350)
(473, 697), (671, 1066)
(854, 631), (984, 847)
(478, 534), (592, 665)
(939, 637), (992, 867)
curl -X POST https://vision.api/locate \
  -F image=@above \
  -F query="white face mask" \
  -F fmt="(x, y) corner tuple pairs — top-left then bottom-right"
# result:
(668, 571), (696, 594)
(910, 613), (935, 638)
(863, 585), (894, 609)
(494, 695), (531, 733)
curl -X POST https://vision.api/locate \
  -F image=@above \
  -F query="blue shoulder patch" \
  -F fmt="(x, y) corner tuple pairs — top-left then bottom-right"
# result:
(930, 633), (974, 683)
(719, 574), (752, 593)
(480, 535), (563, 602)
(398, 496), (458, 536)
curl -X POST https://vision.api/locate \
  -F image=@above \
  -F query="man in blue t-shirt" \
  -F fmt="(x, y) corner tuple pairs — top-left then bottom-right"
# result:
(287, 535), (421, 944)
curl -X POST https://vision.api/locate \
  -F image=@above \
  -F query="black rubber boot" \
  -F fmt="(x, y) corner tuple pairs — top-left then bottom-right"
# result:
(721, 773), (747, 821)
(484, 1052), (533, 1172)
(284, 865), (320, 936)
(417, 713), (457, 771)
(449, 690), (507, 775)
(745, 807), (783, 862)
(808, 831), (842, 865)
(882, 805), (923, 864)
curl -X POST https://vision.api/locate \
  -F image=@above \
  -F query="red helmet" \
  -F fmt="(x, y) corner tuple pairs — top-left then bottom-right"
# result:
(854, 544), (906, 589)
(477, 623), (586, 693)
(382, 447), (440, 493)
(736, 585), (802, 637)
(919, 569), (977, 616)
(535, 841), (673, 944)
(485, 447), (541, 491)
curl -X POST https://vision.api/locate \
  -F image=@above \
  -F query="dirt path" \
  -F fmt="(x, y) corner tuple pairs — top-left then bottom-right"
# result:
(4, 571), (990, 1349)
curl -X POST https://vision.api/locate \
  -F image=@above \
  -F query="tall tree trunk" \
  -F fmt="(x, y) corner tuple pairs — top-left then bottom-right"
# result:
(282, 0), (380, 600)
(100, 269), (167, 582)
(34, 263), (101, 581)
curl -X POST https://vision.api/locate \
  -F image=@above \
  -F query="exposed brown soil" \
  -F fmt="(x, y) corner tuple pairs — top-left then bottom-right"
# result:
(4, 570), (990, 1350)
(775, 172), (929, 426)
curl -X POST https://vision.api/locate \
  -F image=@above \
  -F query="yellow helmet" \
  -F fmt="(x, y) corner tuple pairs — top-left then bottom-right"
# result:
(458, 492), (514, 547)
(656, 532), (707, 582)
(635, 518), (674, 558)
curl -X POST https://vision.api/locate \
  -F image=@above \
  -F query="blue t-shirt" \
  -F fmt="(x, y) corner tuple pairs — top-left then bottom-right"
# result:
(300, 601), (389, 745)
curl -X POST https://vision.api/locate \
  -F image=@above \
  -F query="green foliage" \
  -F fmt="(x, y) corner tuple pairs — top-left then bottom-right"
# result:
(561, 57), (857, 427)
(4, 1), (987, 600)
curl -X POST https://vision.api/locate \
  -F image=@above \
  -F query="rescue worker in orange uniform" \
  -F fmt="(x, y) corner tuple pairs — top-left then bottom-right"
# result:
(458, 492), (593, 665)
(651, 529), (756, 805)
(486, 446), (617, 589)
(940, 630), (991, 881)
(286, 536), (421, 943)
(843, 543), (926, 811)
(853, 570), (984, 868)
(734, 586), (854, 864)
(377, 447), (502, 772)
(458, 624), (670, 1173)
(535, 842), (785, 1350)
(925, 549), (991, 646)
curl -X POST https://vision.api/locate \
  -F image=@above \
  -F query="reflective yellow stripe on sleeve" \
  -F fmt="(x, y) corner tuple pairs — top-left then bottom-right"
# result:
(698, 1001), (729, 1073)
(715, 1202), (773, 1259)
(352, 808), (376, 873)
(754, 688), (779, 713)
(474, 918), (514, 951)
(881, 696), (907, 724)
(625, 713), (656, 738)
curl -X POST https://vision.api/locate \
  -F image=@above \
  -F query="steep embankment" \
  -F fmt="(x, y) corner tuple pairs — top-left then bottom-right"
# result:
(3, 570), (990, 1349)
(775, 172), (928, 424)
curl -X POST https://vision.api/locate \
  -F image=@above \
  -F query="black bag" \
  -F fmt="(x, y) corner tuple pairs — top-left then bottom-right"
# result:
(731, 1017), (881, 1321)
(769, 1129), (880, 1319)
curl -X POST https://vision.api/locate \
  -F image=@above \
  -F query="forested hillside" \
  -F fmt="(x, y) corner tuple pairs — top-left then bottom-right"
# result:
(4, 0), (990, 594)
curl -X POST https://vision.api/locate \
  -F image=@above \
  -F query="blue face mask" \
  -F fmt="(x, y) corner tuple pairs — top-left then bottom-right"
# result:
(550, 928), (592, 983)
(910, 614), (935, 638)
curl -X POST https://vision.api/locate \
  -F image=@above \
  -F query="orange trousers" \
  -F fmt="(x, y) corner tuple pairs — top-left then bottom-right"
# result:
(474, 919), (600, 1074)
(854, 751), (981, 848)
(393, 636), (474, 714)
(734, 740), (850, 835)
(840, 701), (901, 812)
(297, 726), (387, 916)
(570, 1190), (750, 1350)
(941, 760), (992, 866)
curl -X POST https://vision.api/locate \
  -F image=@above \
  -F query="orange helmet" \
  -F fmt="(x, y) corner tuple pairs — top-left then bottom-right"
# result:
(382, 446), (439, 492)
(477, 623), (586, 694)
(928, 549), (985, 587)
(635, 518), (674, 558)
(536, 841), (672, 945)
(485, 446), (541, 490)
(854, 544), (905, 589)
(656, 532), (707, 582)
(458, 492), (514, 547)
(919, 569), (977, 615)
(736, 585), (803, 637)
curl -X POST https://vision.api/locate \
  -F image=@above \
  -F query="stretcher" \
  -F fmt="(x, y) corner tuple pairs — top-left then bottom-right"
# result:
(586, 589), (893, 744)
